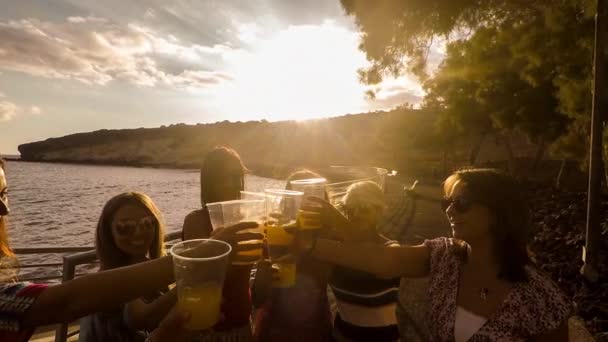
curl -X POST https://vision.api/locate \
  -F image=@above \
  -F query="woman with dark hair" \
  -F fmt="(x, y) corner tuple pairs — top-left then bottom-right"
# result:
(0, 158), (262, 342)
(252, 169), (333, 342)
(304, 168), (571, 341)
(80, 192), (176, 342)
(182, 146), (254, 340)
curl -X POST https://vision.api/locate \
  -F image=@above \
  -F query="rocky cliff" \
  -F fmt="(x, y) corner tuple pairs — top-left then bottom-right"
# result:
(18, 109), (541, 179)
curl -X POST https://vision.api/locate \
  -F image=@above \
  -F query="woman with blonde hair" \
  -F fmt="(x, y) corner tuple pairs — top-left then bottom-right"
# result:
(327, 181), (401, 342)
(80, 192), (176, 342)
(0, 158), (262, 342)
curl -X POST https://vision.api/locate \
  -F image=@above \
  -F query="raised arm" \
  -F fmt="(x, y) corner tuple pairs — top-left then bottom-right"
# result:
(22, 222), (261, 328)
(311, 239), (430, 279)
(24, 255), (176, 328)
(124, 287), (178, 331)
(302, 196), (430, 279)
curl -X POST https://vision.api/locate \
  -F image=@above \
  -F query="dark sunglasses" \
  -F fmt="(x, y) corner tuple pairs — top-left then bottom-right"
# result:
(113, 216), (156, 236)
(441, 196), (473, 213)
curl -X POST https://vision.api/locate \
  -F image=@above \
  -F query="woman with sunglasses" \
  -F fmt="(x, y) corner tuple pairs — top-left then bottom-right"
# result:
(80, 192), (176, 342)
(304, 169), (571, 341)
(0, 158), (262, 342)
(182, 146), (254, 340)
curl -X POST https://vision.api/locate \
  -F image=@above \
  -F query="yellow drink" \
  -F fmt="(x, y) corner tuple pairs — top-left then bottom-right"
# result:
(272, 263), (296, 288)
(232, 242), (264, 265)
(297, 209), (322, 230)
(265, 224), (294, 261)
(265, 224), (294, 245)
(178, 283), (223, 331)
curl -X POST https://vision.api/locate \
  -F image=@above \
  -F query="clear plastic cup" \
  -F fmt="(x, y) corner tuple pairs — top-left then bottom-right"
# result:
(206, 199), (265, 265)
(171, 239), (232, 331)
(289, 178), (327, 231)
(240, 191), (266, 200)
(325, 166), (388, 207)
(264, 189), (303, 287)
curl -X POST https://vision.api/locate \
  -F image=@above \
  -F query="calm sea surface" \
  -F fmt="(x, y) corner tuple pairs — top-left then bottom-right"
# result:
(5, 161), (284, 279)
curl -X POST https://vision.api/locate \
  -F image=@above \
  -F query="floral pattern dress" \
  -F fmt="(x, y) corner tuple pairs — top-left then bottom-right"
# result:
(423, 237), (571, 341)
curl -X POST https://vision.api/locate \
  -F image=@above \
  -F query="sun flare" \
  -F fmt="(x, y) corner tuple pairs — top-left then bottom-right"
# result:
(210, 21), (372, 122)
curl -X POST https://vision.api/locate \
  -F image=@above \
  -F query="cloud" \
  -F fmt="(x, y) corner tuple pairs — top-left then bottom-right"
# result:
(367, 82), (424, 110)
(0, 100), (18, 122)
(0, 17), (232, 89)
(30, 106), (41, 115)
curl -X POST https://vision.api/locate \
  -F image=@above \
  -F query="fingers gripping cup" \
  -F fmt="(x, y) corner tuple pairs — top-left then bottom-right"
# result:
(206, 199), (265, 265)
(289, 178), (326, 231)
(264, 189), (303, 287)
(171, 239), (232, 331)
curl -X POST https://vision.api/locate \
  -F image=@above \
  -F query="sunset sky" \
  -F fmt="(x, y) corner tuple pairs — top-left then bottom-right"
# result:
(0, 0), (431, 154)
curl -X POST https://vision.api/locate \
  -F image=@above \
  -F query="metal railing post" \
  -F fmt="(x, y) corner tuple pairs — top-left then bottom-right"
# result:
(54, 254), (76, 342)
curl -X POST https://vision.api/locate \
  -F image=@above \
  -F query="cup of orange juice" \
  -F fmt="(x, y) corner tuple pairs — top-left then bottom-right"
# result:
(290, 178), (326, 231)
(264, 189), (303, 287)
(206, 199), (265, 265)
(171, 239), (232, 331)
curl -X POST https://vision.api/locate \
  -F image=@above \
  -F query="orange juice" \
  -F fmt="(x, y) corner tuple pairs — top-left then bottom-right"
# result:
(265, 224), (294, 245)
(297, 209), (322, 230)
(265, 224), (294, 260)
(178, 283), (222, 331)
(272, 263), (296, 288)
(233, 242), (264, 265)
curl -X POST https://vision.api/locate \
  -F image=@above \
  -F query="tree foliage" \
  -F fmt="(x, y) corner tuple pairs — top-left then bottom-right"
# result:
(342, 0), (603, 176)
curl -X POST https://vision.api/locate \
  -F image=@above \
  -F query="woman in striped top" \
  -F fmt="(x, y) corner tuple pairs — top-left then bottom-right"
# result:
(328, 181), (400, 342)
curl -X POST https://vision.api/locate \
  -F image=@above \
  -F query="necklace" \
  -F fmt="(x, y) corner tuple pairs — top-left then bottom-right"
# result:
(480, 287), (489, 301)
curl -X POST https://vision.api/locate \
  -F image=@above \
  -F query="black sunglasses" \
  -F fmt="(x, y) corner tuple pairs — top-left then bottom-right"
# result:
(113, 216), (156, 236)
(441, 196), (473, 213)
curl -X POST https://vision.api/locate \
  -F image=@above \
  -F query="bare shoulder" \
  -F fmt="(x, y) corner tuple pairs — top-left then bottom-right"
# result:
(182, 209), (212, 239)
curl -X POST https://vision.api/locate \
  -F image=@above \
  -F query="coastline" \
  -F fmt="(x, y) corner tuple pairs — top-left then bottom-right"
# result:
(5, 157), (312, 180)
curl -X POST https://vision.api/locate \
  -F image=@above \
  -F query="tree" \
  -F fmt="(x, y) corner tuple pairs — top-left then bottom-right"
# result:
(422, 24), (569, 172)
(342, 0), (601, 182)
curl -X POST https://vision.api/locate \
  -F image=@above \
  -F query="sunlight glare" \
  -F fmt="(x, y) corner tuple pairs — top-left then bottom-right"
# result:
(211, 21), (372, 122)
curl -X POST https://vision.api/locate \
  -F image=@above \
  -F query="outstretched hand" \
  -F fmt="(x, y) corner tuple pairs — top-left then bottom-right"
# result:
(301, 196), (350, 240)
(210, 221), (264, 263)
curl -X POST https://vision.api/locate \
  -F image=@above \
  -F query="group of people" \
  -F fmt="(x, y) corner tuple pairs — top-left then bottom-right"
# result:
(0, 146), (572, 342)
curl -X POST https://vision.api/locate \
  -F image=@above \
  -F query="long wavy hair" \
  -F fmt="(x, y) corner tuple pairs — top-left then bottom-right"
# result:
(444, 168), (530, 282)
(200, 146), (247, 206)
(96, 192), (165, 270)
(0, 159), (13, 258)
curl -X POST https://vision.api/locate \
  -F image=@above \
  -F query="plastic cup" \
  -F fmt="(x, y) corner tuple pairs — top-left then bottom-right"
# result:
(289, 178), (327, 231)
(171, 239), (232, 331)
(206, 199), (265, 265)
(325, 166), (388, 207)
(264, 189), (303, 287)
(240, 191), (266, 200)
